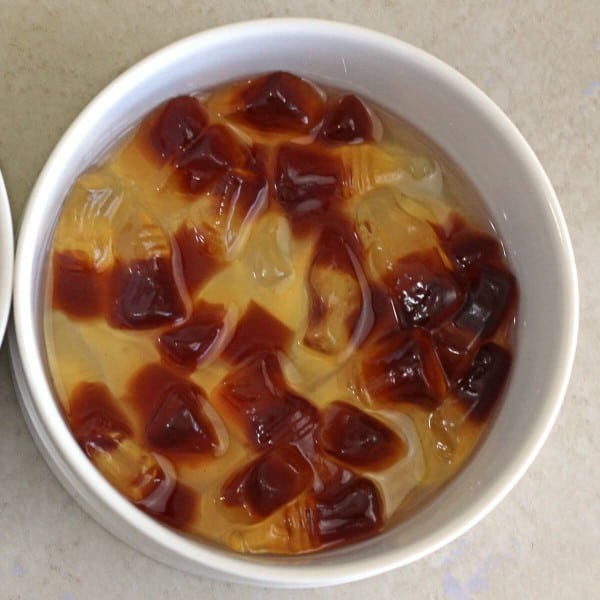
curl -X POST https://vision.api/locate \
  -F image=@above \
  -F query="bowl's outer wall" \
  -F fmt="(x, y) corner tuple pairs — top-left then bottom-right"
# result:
(11, 19), (578, 587)
(0, 173), (14, 346)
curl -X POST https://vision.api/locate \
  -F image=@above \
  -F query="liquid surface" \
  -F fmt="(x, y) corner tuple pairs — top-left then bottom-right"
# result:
(44, 71), (518, 554)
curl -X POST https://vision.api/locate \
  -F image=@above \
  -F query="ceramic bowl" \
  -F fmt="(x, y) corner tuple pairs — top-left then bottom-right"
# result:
(10, 19), (578, 587)
(0, 171), (13, 346)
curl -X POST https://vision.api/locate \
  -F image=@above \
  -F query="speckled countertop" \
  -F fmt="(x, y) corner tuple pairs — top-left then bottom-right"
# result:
(0, 2), (598, 599)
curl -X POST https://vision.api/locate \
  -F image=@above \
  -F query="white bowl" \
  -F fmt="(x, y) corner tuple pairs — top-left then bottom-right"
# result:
(0, 172), (14, 346)
(10, 19), (578, 587)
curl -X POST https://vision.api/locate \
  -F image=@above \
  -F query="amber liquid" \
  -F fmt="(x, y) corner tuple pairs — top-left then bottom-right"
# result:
(44, 72), (517, 554)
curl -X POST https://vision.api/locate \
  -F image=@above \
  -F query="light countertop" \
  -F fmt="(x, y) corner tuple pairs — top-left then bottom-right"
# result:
(0, 2), (598, 598)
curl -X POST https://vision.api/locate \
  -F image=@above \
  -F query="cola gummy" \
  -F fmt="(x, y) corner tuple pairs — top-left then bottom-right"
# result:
(44, 71), (518, 554)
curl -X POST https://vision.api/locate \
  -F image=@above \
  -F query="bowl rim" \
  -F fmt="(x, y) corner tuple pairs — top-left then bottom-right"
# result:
(0, 171), (14, 347)
(11, 18), (579, 586)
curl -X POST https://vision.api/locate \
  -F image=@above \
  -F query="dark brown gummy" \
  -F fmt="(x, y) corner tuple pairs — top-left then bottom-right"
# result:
(456, 342), (511, 420)
(69, 382), (167, 507)
(319, 95), (374, 144)
(217, 353), (319, 450)
(363, 328), (448, 405)
(238, 71), (324, 133)
(310, 218), (362, 272)
(365, 286), (403, 341)
(175, 124), (254, 194)
(174, 225), (222, 294)
(68, 382), (131, 453)
(385, 248), (463, 329)
(222, 301), (293, 364)
(274, 143), (344, 233)
(432, 321), (479, 383)
(157, 300), (227, 370)
(213, 167), (268, 241)
(304, 221), (366, 352)
(436, 214), (503, 272)
(128, 364), (218, 455)
(52, 252), (106, 319)
(312, 476), (383, 545)
(69, 379), (200, 529)
(320, 401), (405, 469)
(221, 444), (312, 517)
(109, 256), (186, 330)
(146, 386), (216, 452)
(139, 480), (198, 530)
(453, 265), (516, 339)
(148, 96), (208, 161)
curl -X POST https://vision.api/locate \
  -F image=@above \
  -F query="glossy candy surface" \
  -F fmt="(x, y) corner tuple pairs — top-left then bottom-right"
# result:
(45, 71), (517, 554)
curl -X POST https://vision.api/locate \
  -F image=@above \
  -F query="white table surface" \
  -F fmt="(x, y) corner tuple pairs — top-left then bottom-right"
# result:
(0, 2), (598, 598)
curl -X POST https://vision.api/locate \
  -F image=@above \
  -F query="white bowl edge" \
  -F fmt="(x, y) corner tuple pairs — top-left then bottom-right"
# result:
(0, 171), (14, 347)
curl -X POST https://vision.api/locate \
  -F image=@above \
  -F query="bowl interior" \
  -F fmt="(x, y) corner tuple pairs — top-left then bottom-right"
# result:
(13, 20), (578, 586)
